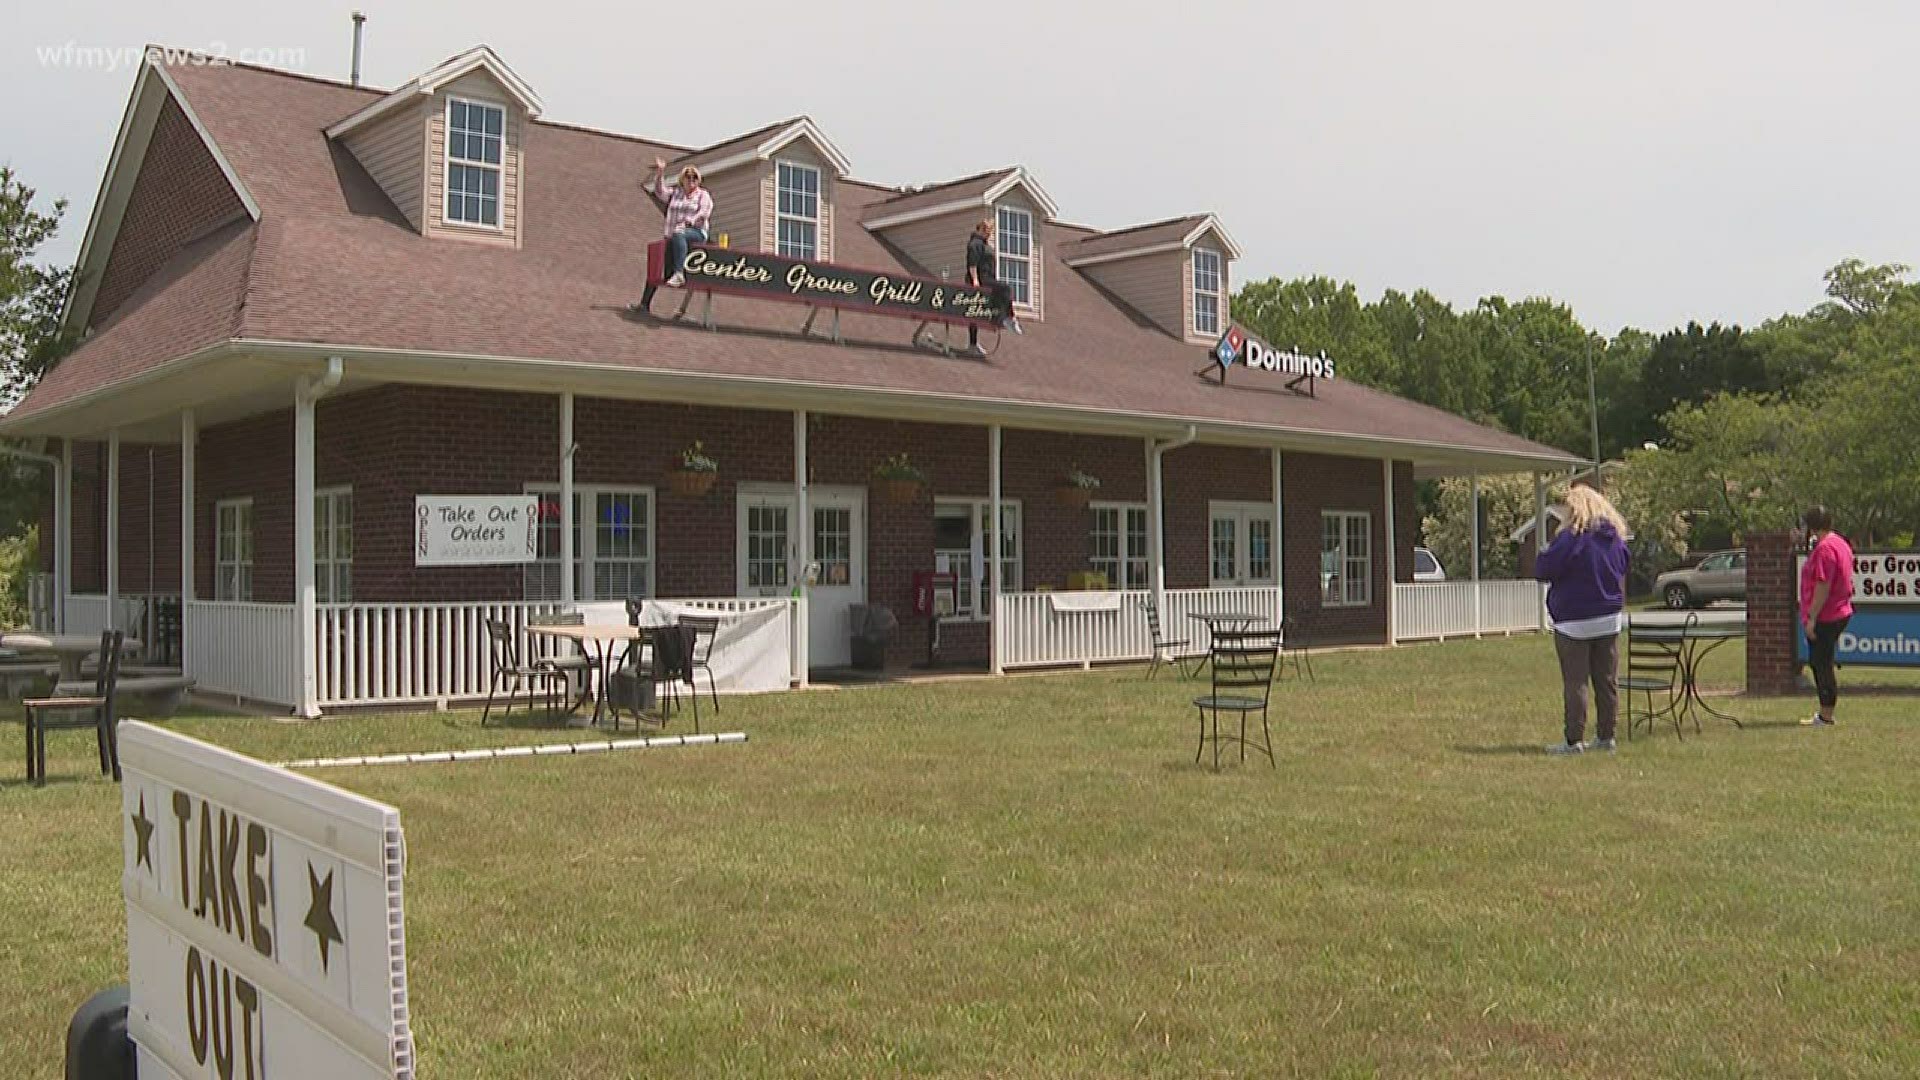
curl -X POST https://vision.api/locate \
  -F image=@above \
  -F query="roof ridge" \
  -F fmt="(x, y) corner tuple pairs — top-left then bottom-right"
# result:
(872, 165), (1015, 204)
(1060, 214), (1208, 247)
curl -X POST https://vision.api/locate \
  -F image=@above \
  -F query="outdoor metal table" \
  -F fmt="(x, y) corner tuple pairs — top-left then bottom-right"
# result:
(525, 623), (651, 728)
(1185, 612), (1273, 676)
(1627, 618), (1747, 731)
(0, 632), (142, 682)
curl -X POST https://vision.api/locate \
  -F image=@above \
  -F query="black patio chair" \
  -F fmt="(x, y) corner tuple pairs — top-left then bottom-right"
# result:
(528, 611), (595, 712)
(1140, 598), (1197, 680)
(24, 630), (123, 787)
(678, 614), (722, 715)
(1623, 615), (1690, 740)
(1280, 601), (1317, 682)
(1190, 628), (1280, 770)
(482, 618), (564, 726)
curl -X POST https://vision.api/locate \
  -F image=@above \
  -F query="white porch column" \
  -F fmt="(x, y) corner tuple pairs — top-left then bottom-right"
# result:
(988, 424), (1003, 676)
(294, 386), (319, 717)
(180, 412), (195, 605)
(106, 430), (120, 632)
(1534, 472), (1548, 629)
(1146, 438), (1165, 618)
(792, 410), (809, 685)
(1382, 458), (1397, 646)
(1470, 470), (1482, 638)
(1270, 448), (1284, 615)
(559, 392), (575, 607)
(56, 439), (71, 631)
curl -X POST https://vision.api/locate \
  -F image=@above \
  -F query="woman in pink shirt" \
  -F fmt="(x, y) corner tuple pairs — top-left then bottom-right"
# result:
(1799, 504), (1855, 726)
(633, 157), (714, 315)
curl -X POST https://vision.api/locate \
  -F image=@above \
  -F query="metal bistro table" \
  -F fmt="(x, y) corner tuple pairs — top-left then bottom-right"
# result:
(525, 622), (651, 728)
(1628, 615), (1747, 732)
(1185, 612), (1273, 676)
(0, 632), (142, 682)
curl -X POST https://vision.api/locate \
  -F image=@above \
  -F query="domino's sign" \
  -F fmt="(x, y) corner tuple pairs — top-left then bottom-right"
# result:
(119, 722), (414, 1080)
(1211, 324), (1336, 384)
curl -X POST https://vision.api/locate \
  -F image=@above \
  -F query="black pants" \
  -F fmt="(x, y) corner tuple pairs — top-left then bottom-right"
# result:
(1809, 617), (1849, 708)
(968, 282), (1013, 347)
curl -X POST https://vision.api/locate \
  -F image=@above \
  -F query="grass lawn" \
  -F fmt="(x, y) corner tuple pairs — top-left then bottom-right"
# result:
(3, 636), (1918, 1078)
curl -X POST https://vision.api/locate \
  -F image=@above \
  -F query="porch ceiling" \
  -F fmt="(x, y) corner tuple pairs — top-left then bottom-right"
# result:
(3, 340), (1586, 476)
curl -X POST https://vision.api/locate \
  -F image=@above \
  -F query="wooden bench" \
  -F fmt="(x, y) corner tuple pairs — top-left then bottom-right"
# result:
(56, 674), (195, 718)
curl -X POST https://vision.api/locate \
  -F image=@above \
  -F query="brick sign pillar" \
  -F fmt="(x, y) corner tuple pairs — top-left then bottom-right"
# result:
(1745, 530), (1800, 695)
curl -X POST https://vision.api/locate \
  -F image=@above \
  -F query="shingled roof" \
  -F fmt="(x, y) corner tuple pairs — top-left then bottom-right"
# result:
(1059, 214), (1242, 264)
(5, 55), (1579, 473)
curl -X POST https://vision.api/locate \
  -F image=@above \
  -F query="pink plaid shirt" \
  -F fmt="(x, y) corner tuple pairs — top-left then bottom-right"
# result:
(653, 175), (713, 237)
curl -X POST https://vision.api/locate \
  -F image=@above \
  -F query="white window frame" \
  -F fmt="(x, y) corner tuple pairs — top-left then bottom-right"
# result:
(314, 486), (352, 606)
(443, 96), (505, 229)
(934, 497), (1023, 621)
(995, 205), (1034, 308)
(1208, 501), (1276, 587)
(1322, 510), (1373, 608)
(775, 159), (822, 260)
(1089, 502), (1150, 591)
(1192, 247), (1223, 336)
(214, 497), (253, 602)
(524, 484), (656, 601)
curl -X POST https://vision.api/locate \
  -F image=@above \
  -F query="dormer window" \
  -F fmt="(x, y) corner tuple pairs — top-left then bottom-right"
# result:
(1193, 247), (1223, 336)
(996, 206), (1033, 306)
(776, 160), (821, 259)
(445, 98), (504, 227)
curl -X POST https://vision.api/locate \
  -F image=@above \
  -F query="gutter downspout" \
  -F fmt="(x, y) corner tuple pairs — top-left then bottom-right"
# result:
(1146, 424), (1198, 635)
(0, 443), (62, 630)
(294, 357), (344, 717)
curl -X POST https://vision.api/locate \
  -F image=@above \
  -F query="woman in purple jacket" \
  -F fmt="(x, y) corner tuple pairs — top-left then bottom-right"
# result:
(1533, 485), (1632, 754)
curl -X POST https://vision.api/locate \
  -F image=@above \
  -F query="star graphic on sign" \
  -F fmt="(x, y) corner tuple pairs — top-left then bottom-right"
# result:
(304, 864), (346, 973)
(131, 793), (156, 871)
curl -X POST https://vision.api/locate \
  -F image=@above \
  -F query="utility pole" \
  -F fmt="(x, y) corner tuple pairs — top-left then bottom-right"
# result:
(1586, 336), (1601, 474)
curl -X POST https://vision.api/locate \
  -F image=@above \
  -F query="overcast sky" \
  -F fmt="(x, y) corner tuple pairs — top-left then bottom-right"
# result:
(4, 0), (1914, 334)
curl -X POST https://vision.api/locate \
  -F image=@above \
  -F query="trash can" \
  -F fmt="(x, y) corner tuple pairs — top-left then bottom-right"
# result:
(848, 604), (897, 670)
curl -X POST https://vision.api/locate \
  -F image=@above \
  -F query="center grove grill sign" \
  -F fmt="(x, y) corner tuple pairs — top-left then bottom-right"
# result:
(120, 722), (413, 1079)
(414, 495), (539, 566)
(653, 242), (1004, 327)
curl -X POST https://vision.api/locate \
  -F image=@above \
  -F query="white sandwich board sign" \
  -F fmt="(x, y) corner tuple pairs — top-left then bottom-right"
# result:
(413, 494), (539, 566)
(118, 721), (414, 1080)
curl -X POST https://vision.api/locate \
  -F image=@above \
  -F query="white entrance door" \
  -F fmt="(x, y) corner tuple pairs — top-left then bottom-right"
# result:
(737, 485), (866, 668)
(1209, 501), (1276, 587)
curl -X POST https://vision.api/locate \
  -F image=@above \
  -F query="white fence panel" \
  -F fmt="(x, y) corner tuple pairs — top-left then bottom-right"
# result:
(185, 601), (300, 707)
(1483, 580), (1549, 633)
(998, 586), (1281, 670)
(1394, 581), (1546, 641)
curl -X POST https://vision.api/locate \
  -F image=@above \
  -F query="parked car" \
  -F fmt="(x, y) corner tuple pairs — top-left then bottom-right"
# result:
(1412, 546), (1447, 583)
(1655, 549), (1745, 609)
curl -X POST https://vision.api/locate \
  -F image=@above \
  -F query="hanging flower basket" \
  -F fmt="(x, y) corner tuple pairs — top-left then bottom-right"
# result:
(1056, 464), (1101, 509)
(670, 441), (718, 497)
(669, 469), (717, 498)
(872, 453), (928, 505)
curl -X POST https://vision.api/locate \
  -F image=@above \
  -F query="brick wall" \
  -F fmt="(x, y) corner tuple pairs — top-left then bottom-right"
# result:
(1745, 530), (1800, 695)
(90, 97), (248, 328)
(67, 439), (183, 595)
(68, 384), (1421, 665)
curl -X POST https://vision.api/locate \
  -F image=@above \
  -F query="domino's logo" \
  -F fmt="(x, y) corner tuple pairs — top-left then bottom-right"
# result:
(1214, 326), (1245, 368)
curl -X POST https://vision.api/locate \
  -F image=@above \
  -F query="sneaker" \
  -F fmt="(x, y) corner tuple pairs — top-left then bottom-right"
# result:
(1545, 741), (1586, 756)
(966, 344), (987, 358)
(1007, 316), (1025, 336)
(1807, 713), (1834, 726)
(1591, 738), (1617, 752)
(667, 272), (686, 287)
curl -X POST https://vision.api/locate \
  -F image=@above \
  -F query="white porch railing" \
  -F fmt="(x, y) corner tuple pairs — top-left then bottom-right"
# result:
(1393, 581), (1547, 642)
(316, 597), (799, 708)
(997, 586), (1282, 670)
(185, 601), (301, 708)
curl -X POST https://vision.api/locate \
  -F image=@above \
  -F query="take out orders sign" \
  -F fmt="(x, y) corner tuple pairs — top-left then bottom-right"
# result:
(414, 495), (538, 566)
(119, 722), (413, 1079)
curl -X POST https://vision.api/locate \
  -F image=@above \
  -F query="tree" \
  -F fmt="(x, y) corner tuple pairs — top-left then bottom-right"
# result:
(0, 166), (76, 405)
(1420, 473), (1552, 581)
(1623, 393), (1804, 542)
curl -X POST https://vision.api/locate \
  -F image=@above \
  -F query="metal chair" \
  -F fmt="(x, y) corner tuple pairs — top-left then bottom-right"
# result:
(677, 614), (722, 715)
(1140, 599), (1197, 680)
(1279, 602), (1317, 682)
(528, 611), (595, 712)
(24, 630), (124, 787)
(1623, 615), (1690, 740)
(481, 618), (565, 726)
(1190, 628), (1280, 770)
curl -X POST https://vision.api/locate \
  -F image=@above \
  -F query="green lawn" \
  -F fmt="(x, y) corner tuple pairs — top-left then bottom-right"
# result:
(4, 637), (1918, 1079)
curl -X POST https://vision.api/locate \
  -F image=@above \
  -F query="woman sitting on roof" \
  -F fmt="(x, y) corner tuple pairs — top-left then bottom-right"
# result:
(633, 157), (714, 315)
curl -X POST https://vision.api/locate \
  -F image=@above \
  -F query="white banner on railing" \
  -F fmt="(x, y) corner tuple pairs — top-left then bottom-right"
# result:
(578, 599), (793, 694)
(413, 496), (539, 566)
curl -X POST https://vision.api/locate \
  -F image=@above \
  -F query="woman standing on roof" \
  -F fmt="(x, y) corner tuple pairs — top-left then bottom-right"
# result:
(633, 157), (713, 315)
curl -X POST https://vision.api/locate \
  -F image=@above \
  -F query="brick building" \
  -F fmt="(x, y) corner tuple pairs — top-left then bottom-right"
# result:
(6, 47), (1579, 714)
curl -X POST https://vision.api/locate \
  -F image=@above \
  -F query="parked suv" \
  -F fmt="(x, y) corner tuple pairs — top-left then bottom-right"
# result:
(1412, 546), (1447, 583)
(1655, 549), (1745, 609)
